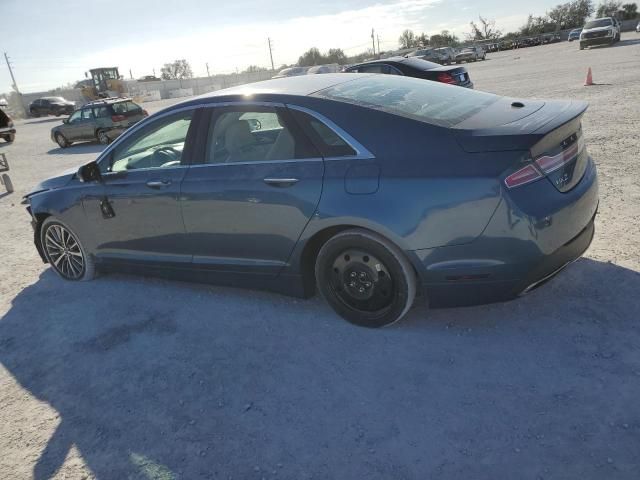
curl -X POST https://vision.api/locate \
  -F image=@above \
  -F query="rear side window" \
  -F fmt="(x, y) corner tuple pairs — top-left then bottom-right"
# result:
(81, 109), (94, 120)
(112, 101), (142, 114)
(315, 75), (498, 128)
(290, 109), (356, 157)
(204, 107), (318, 164)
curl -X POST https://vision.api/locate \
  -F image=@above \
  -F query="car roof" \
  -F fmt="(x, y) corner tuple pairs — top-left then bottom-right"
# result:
(193, 73), (369, 100)
(348, 57), (440, 71)
(83, 97), (134, 106)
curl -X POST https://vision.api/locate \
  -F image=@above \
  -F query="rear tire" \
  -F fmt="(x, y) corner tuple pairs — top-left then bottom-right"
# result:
(31, 110), (40, 118)
(97, 129), (110, 145)
(315, 229), (416, 328)
(55, 132), (70, 148)
(41, 217), (95, 281)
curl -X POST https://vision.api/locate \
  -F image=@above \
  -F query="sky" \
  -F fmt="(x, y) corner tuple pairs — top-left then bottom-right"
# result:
(2, 0), (567, 93)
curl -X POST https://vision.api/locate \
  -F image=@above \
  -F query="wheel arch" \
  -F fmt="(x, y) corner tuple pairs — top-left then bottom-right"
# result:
(32, 212), (52, 263)
(295, 223), (423, 296)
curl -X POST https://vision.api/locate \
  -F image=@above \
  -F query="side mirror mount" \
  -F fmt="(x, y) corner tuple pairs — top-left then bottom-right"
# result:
(77, 161), (102, 183)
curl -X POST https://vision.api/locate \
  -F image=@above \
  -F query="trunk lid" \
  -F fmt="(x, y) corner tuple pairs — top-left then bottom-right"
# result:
(454, 99), (589, 192)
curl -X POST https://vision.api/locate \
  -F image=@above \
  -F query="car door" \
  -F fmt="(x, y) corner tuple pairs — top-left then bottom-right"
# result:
(77, 107), (96, 140)
(82, 108), (198, 265)
(40, 99), (50, 115)
(62, 110), (84, 140)
(180, 104), (324, 275)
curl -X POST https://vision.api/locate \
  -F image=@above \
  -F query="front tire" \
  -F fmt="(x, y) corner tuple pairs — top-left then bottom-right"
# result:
(41, 217), (95, 281)
(55, 132), (70, 148)
(579, 42), (585, 50)
(3, 133), (14, 143)
(315, 229), (416, 328)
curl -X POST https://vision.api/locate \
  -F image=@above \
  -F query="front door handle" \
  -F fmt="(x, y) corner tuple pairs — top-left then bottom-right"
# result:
(146, 180), (172, 189)
(263, 177), (299, 187)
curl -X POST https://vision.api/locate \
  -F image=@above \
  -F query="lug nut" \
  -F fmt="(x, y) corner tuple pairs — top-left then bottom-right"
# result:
(350, 272), (357, 278)
(359, 287), (365, 293)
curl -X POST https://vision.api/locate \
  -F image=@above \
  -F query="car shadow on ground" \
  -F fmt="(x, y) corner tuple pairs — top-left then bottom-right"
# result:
(47, 143), (105, 155)
(1, 258), (639, 478)
(613, 37), (640, 47)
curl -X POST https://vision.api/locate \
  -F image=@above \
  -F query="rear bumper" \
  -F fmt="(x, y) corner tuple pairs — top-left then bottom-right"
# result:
(413, 157), (598, 308)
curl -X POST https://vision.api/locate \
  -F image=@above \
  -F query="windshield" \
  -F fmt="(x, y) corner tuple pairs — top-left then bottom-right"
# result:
(315, 75), (499, 128)
(585, 19), (613, 28)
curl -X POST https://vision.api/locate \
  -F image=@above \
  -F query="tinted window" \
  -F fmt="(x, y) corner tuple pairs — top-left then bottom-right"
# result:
(205, 107), (317, 164)
(291, 110), (356, 158)
(112, 101), (142, 114)
(108, 111), (193, 172)
(81, 109), (94, 120)
(68, 111), (81, 123)
(585, 18), (613, 28)
(358, 65), (386, 74)
(94, 106), (110, 118)
(315, 75), (499, 128)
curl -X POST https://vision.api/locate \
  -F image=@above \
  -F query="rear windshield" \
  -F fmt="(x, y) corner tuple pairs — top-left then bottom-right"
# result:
(315, 75), (499, 127)
(584, 19), (613, 28)
(112, 101), (142, 114)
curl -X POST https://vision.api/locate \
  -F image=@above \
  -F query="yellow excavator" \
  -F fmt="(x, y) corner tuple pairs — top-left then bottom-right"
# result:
(80, 67), (125, 101)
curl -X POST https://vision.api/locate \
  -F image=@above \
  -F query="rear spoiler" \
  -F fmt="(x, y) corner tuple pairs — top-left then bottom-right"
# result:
(454, 100), (588, 153)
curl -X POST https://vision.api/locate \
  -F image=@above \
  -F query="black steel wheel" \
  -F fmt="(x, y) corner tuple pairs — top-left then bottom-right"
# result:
(41, 218), (95, 281)
(316, 229), (416, 328)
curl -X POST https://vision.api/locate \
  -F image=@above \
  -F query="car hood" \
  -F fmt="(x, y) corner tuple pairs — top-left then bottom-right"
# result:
(582, 26), (613, 33)
(27, 167), (77, 195)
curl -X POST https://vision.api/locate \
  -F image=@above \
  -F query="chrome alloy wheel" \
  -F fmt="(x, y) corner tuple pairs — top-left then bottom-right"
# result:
(44, 223), (85, 280)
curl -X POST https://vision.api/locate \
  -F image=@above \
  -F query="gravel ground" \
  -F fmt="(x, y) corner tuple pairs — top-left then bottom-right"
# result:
(1, 34), (639, 479)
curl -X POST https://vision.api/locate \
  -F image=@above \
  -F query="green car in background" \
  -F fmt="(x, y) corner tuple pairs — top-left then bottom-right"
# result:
(51, 97), (147, 148)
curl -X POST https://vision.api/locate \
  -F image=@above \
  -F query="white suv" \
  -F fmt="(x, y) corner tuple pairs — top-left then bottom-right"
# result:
(580, 17), (621, 50)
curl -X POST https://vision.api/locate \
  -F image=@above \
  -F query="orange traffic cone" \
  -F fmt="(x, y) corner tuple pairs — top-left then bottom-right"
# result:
(584, 67), (594, 86)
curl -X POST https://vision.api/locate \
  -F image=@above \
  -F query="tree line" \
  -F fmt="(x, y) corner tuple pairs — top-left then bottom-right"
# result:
(398, 0), (638, 47)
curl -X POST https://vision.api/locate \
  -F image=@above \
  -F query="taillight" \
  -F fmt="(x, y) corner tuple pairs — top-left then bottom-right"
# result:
(534, 136), (584, 174)
(142, 109), (149, 117)
(437, 72), (456, 84)
(504, 164), (543, 189)
(111, 114), (126, 122)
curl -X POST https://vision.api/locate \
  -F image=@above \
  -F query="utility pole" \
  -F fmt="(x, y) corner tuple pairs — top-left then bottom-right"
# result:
(4, 52), (20, 94)
(206, 62), (210, 77)
(129, 68), (133, 79)
(153, 68), (156, 77)
(371, 28), (376, 55)
(4, 52), (25, 117)
(267, 38), (275, 71)
(377, 35), (381, 56)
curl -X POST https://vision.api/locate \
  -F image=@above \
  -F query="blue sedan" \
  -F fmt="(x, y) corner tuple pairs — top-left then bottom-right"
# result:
(23, 74), (598, 327)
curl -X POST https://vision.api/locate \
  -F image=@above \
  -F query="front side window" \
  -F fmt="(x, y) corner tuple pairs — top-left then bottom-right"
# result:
(81, 109), (94, 120)
(107, 110), (193, 172)
(68, 111), (81, 123)
(205, 107), (316, 164)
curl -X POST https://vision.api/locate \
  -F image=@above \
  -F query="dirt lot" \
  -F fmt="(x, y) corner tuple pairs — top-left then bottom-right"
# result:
(1, 34), (639, 479)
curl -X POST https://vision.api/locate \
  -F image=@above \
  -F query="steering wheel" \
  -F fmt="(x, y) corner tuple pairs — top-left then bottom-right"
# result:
(152, 146), (180, 168)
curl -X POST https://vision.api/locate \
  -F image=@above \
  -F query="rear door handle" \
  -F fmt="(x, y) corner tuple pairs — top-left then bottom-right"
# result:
(146, 180), (172, 189)
(263, 177), (299, 187)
